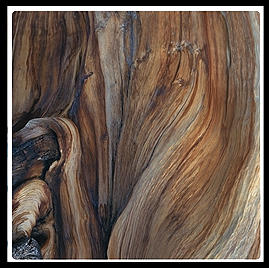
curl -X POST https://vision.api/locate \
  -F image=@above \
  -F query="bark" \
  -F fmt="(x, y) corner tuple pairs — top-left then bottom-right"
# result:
(12, 11), (260, 259)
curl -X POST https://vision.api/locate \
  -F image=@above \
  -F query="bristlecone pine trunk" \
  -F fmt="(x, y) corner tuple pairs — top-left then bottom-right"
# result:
(12, 11), (260, 259)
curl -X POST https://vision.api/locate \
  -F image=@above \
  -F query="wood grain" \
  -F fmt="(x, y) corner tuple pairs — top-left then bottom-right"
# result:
(12, 11), (260, 259)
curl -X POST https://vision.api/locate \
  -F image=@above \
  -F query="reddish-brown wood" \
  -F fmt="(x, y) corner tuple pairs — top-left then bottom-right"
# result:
(12, 11), (260, 259)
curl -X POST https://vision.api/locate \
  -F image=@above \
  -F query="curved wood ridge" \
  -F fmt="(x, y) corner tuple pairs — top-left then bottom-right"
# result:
(12, 11), (260, 259)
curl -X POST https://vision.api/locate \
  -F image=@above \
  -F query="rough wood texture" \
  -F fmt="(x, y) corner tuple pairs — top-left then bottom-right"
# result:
(12, 11), (260, 259)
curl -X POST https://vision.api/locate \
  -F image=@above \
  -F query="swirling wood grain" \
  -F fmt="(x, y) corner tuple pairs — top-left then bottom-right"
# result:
(12, 11), (260, 259)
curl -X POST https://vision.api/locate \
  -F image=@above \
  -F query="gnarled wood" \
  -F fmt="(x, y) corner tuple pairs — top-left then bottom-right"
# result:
(12, 128), (60, 189)
(12, 178), (54, 259)
(12, 11), (260, 259)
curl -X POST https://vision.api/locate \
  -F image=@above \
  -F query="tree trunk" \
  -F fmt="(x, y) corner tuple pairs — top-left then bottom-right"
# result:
(12, 11), (260, 259)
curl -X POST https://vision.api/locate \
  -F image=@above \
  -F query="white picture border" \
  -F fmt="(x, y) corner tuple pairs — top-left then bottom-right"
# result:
(7, 5), (264, 262)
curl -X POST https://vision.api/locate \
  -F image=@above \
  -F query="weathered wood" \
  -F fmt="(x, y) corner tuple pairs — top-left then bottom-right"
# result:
(12, 11), (260, 259)
(12, 178), (54, 259)
(12, 129), (60, 189)
(12, 237), (43, 259)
